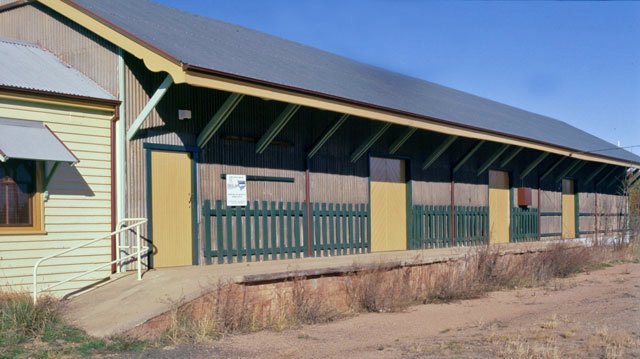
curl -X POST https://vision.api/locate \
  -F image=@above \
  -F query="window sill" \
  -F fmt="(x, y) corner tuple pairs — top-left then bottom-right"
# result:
(0, 229), (47, 236)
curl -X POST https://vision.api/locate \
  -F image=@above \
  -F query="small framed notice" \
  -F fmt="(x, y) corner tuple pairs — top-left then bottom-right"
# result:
(226, 174), (247, 206)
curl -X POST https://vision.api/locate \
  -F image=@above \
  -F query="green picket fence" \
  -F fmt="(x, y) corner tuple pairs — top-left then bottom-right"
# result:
(309, 203), (370, 257)
(511, 207), (539, 242)
(203, 200), (369, 264)
(410, 205), (488, 248)
(455, 206), (489, 246)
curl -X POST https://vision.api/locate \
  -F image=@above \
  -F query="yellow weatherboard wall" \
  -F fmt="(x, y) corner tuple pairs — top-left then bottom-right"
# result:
(370, 157), (407, 252)
(489, 170), (510, 244)
(151, 150), (193, 267)
(562, 179), (576, 239)
(0, 97), (114, 296)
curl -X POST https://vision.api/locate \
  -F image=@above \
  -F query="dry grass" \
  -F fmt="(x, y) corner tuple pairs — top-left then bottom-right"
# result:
(345, 242), (625, 314)
(162, 278), (341, 344)
(0, 292), (64, 352)
(161, 241), (636, 344)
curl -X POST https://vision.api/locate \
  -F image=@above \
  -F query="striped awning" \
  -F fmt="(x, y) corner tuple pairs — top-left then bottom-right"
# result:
(0, 117), (78, 164)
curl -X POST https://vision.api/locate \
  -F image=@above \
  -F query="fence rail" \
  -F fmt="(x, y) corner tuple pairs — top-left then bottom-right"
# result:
(578, 212), (631, 235)
(511, 207), (539, 242)
(540, 211), (630, 237)
(411, 205), (488, 248)
(204, 198), (631, 264)
(203, 200), (369, 264)
(309, 203), (370, 257)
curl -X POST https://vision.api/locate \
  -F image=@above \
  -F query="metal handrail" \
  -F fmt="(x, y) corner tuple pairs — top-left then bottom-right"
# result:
(32, 218), (148, 304)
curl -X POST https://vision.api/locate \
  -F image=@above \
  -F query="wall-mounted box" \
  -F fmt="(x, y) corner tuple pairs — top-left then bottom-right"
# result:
(517, 187), (532, 207)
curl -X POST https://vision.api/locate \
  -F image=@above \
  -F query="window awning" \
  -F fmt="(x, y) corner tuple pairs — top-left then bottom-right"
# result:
(0, 117), (79, 164)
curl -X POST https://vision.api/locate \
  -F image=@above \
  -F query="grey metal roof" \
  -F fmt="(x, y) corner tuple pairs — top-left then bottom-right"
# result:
(0, 117), (79, 164)
(71, 0), (640, 165)
(0, 37), (115, 100)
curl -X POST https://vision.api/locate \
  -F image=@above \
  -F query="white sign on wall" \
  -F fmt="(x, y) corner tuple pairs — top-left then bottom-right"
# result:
(226, 174), (247, 206)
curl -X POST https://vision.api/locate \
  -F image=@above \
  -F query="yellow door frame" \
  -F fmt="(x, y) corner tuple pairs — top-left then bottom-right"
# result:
(368, 155), (412, 252)
(561, 178), (577, 239)
(488, 170), (510, 244)
(144, 143), (199, 267)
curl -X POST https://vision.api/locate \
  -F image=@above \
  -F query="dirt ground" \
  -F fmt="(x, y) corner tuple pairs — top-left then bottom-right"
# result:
(121, 262), (640, 359)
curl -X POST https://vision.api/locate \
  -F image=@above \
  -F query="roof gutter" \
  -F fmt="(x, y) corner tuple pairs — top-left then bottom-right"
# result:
(0, 85), (120, 109)
(0, 0), (33, 13)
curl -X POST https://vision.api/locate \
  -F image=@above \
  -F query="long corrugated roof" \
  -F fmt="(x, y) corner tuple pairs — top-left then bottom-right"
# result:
(70, 0), (639, 165)
(0, 36), (115, 100)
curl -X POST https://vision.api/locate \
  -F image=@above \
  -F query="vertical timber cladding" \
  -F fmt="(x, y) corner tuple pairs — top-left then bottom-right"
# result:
(489, 170), (510, 244)
(562, 179), (576, 239)
(150, 150), (193, 267)
(370, 157), (408, 252)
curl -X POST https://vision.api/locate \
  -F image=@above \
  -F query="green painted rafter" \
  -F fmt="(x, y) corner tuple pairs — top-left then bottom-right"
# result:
(519, 152), (549, 179)
(595, 166), (618, 187)
(566, 161), (587, 178)
(629, 171), (640, 187)
(477, 144), (510, 176)
(539, 157), (567, 181)
(422, 135), (458, 170)
(127, 74), (173, 140)
(584, 164), (608, 184)
(307, 114), (349, 159)
(350, 122), (392, 163)
(255, 104), (300, 154)
(453, 140), (485, 173)
(607, 172), (626, 191)
(389, 127), (417, 154)
(555, 160), (581, 182)
(197, 93), (244, 148)
(499, 147), (523, 167)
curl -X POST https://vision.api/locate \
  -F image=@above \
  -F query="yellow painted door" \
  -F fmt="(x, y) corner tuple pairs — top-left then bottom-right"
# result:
(151, 150), (193, 267)
(370, 157), (407, 252)
(489, 170), (510, 244)
(562, 179), (576, 239)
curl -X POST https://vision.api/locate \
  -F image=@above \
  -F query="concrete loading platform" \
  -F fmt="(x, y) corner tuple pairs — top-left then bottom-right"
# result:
(63, 241), (572, 338)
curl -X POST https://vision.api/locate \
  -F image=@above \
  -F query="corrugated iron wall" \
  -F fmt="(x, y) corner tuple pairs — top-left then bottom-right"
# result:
(0, 3), (118, 95)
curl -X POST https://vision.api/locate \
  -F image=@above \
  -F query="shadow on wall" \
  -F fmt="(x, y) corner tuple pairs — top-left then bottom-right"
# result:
(46, 163), (94, 197)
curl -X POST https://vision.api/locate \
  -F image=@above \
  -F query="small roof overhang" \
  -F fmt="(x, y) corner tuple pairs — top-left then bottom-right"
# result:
(0, 117), (79, 164)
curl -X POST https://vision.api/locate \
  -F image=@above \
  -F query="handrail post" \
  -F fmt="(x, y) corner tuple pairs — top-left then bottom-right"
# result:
(32, 268), (37, 305)
(136, 226), (142, 281)
(116, 226), (122, 273)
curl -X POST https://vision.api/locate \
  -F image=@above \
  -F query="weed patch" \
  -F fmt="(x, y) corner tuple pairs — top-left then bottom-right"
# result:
(0, 292), (146, 358)
(161, 277), (341, 344)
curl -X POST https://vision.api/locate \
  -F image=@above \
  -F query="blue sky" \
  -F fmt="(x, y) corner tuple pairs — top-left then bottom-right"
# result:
(157, 0), (640, 156)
